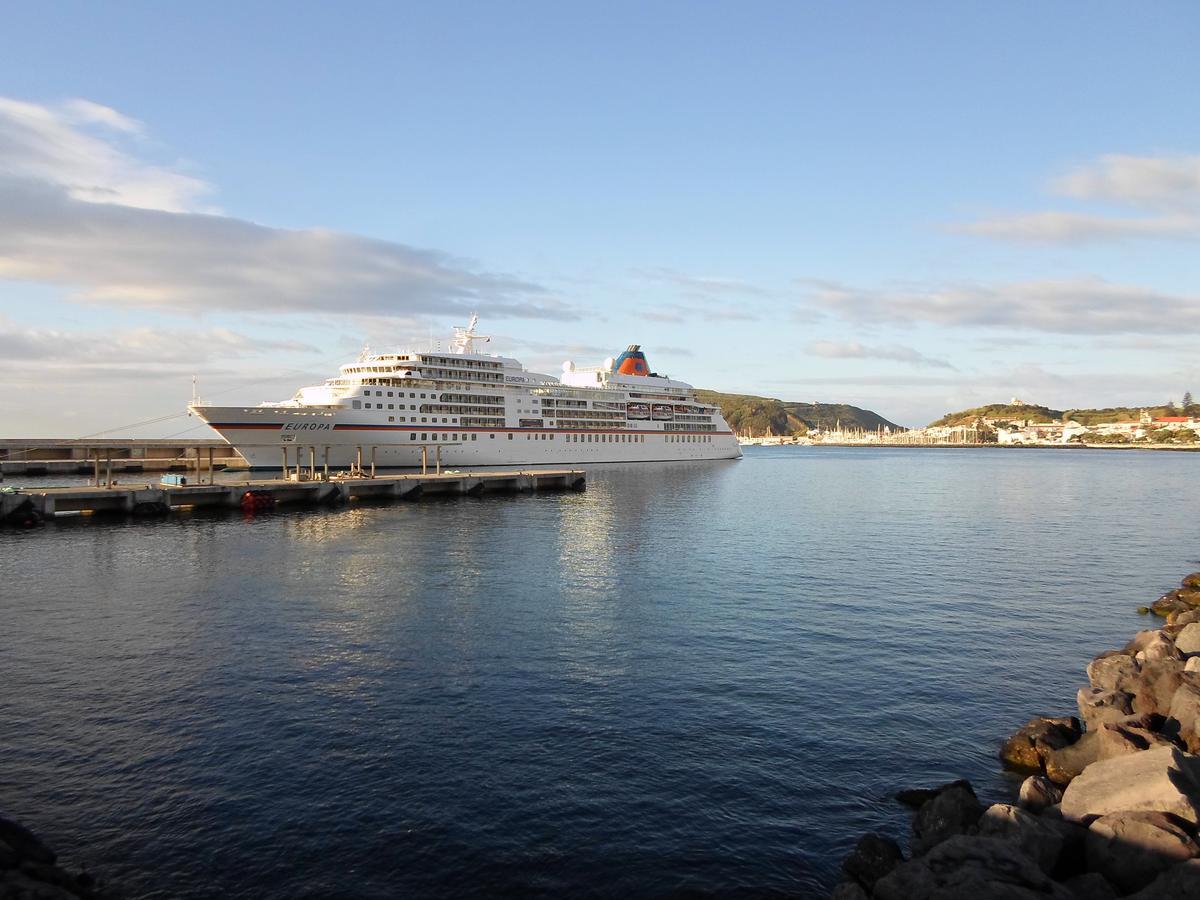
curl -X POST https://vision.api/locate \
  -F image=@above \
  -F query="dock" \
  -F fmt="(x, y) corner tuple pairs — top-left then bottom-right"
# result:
(0, 439), (243, 477)
(0, 469), (586, 527)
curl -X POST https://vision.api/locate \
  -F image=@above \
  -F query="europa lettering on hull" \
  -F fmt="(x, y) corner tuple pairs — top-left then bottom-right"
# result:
(190, 316), (742, 468)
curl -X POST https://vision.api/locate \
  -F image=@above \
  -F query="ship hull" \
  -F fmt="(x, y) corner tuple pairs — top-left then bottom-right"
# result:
(194, 406), (742, 469)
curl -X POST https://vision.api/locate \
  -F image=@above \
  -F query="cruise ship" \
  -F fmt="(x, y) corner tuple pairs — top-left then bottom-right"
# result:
(190, 317), (741, 469)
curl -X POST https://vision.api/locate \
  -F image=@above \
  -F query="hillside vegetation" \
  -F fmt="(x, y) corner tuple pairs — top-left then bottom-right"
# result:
(696, 390), (901, 436)
(930, 403), (1194, 428)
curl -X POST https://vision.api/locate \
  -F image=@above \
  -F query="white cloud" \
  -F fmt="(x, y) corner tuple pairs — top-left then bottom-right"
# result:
(948, 210), (1199, 243)
(632, 267), (771, 297)
(0, 97), (575, 321)
(0, 318), (316, 369)
(804, 277), (1200, 335)
(806, 340), (955, 369)
(950, 152), (1200, 243)
(0, 97), (208, 211)
(1053, 153), (1200, 210)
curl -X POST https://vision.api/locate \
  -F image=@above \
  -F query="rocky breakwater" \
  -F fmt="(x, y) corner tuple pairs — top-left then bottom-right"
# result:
(831, 570), (1200, 899)
(0, 815), (116, 899)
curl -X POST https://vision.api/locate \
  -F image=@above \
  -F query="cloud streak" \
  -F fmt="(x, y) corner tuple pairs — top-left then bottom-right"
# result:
(950, 152), (1200, 244)
(0, 97), (574, 321)
(804, 277), (1200, 335)
(806, 340), (955, 369)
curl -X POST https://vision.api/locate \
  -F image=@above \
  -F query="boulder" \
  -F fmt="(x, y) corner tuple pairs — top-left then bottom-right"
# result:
(1086, 810), (1200, 894)
(1178, 609), (1200, 629)
(829, 879), (870, 900)
(0, 839), (19, 870)
(1127, 857), (1200, 899)
(1187, 658), (1200, 673)
(1076, 688), (1134, 731)
(896, 779), (975, 809)
(873, 835), (1074, 900)
(1139, 633), (1179, 662)
(1168, 679), (1200, 753)
(977, 803), (1064, 874)
(1060, 746), (1200, 824)
(1001, 718), (1082, 772)
(1179, 624), (1200, 657)
(911, 782), (983, 855)
(1018, 775), (1063, 813)
(0, 818), (55, 866)
(1059, 872), (1118, 899)
(1127, 658), (1185, 717)
(841, 833), (903, 890)
(1045, 731), (1101, 785)
(1184, 573), (1200, 591)
(1096, 718), (1180, 759)
(1086, 653), (1138, 693)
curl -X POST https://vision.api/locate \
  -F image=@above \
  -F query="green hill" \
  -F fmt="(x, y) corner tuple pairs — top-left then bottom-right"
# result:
(929, 402), (1193, 428)
(696, 390), (902, 436)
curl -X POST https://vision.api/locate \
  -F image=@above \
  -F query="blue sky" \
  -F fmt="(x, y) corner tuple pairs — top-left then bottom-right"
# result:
(1, 1), (1198, 434)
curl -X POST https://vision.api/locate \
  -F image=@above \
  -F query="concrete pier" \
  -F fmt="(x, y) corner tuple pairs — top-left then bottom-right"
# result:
(0, 469), (586, 526)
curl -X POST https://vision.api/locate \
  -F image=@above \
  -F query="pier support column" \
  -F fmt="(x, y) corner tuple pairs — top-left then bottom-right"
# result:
(309, 446), (316, 481)
(436, 444), (442, 474)
(356, 445), (363, 476)
(421, 446), (427, 475)
(323, 446), (329, 481)
(371, 446), (376, 478)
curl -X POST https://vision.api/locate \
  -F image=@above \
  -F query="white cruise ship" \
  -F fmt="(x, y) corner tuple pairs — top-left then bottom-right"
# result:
(190, 317), (742, 469)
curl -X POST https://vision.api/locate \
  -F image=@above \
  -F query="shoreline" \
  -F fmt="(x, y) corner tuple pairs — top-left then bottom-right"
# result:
(831, 569), (1200, 898)
(745, 442), (1200, 452)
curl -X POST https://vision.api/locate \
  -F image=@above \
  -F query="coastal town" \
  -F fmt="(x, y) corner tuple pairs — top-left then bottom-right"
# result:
(738, 398), (1200, 449)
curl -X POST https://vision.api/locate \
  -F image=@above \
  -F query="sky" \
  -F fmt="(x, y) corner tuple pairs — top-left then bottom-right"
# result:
(1, 1), (1198, 435)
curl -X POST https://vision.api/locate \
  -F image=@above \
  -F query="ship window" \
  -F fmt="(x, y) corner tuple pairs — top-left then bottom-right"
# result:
(376, 391), (382, 396)
(472, 434), (477, 441)
(421, 417), (427, 422)
(387, 404), (394, 409)
(442, 418), (448, 423)
(491, 434), (495, 439)
(508, 434), (513, 440)
(420, 393), (427, 398)
(352, 401), (361, 409)
(409, 393), (415, 398)
(410, 434), (416, 440)
(421, 434), (427, 440)
(387, 392), (393, 397)
(389, 416), (395, 422)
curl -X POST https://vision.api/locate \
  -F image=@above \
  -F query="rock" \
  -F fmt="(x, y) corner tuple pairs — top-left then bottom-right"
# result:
(1060, 872), (1118, 899)
(1126, 857), (1200, 899)
(829, 880), (870, 900)
(911, 782), (983, 855)
(1060, 746), (1200, 824)
(1126, 629), (1165, 655)
(1179, 624), (1200, 656)
(0, 839), (18, 870)
(1086, 810), (1200, 893)
(1185, 573), (1200, 591)
(1076, 688), (1134, 731)
(1096, 718), (1180, 759)
(0, 817), (56, 866)
(1187, 658), (1200, 673)
(895, 779), (975, 810)
(1001, 718), (1082, 772)
(873, 835), (1075, 900)
(977, 803), (1064, 874)
(1018, 775), (1063, 813)
(841, 832), (903, 890)
(1168, 679), (1200, 753)
(1139, 638), (1179, 663)
(0, 868), (78, 899)
(1127, 658), (1185, 717)
(1178, 610), (1200, 628)
(1045, 731), (1101, 785)
(1086, 653), (1138, 693)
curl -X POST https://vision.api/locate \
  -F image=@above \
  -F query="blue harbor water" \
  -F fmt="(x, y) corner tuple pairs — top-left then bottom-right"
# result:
(3, 447), (1198, 897)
